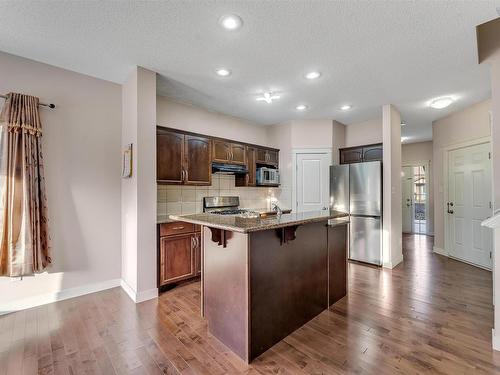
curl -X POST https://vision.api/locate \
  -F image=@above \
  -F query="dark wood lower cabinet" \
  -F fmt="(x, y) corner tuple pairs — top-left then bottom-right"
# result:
(158, 222), (201, 288)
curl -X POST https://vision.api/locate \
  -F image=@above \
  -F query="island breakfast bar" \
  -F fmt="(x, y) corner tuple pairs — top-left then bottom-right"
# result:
(169, 210), (349, 363)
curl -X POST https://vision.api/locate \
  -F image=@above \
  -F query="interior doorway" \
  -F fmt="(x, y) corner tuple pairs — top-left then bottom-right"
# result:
(402, 162), (430, 235)
(446, 141), (492, 269)
(294, 150), (331, 212)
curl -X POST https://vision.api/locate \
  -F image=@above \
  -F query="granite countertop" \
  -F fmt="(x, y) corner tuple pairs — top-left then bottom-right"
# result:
(157, 215), (175, 224)
(168, 210), (349, 233)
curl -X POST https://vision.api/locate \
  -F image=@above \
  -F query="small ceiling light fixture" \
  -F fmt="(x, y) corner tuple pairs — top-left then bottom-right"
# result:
(429, 96), (454, 109)
(256, 92), (280, 104)
(340, 104), (352, 111)
(296, 104), (308, 111)
(305, 71), (321, 80)
(219, 14), (243, 30)
(215, 68), (231, 77)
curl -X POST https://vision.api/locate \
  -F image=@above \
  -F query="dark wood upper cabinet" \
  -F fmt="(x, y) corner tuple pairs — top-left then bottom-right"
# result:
(212, 140), (246, 165)
(339, 143), (382, 164)
(362, 144), (383, 162)
(212, 140), (232, 163)
(230, 143), (246, 165)
(235, 145), (256, 187)
(256, 148), (278, 166)
(157, 130), (184, 183)
(184, 135), (211, 185)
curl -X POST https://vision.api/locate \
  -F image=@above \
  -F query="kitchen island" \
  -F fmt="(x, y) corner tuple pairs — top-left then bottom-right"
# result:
(169, 210), (349, 363)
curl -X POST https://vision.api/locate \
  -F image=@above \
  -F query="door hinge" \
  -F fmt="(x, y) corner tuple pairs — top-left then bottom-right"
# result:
(490, 201), (493, 209)
(489, 152), (491, 160)
(490, 251), (492, 259)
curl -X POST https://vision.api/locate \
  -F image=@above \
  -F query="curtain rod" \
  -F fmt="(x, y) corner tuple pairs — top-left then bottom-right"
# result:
(0, 94), (56, 109)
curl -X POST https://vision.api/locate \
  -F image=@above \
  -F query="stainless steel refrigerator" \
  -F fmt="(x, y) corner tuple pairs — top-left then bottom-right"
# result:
(330, 161), (382, 266)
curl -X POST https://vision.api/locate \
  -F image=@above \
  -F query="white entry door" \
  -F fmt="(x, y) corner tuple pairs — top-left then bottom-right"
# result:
(447, 142), (492, 269)
(296, 153), (331, 212)
(402, 166), (413, 233)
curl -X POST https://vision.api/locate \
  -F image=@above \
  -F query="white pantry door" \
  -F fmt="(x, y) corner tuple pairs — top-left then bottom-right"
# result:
(296, 153), (331, 212)
(402, 166), (413, 233)
(447, 142), (492, 269)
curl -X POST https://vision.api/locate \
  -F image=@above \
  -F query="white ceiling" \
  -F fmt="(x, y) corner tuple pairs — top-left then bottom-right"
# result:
(0, 1), (499, 143)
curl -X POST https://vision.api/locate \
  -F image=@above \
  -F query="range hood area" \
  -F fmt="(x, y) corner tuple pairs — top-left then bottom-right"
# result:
(211, 162), (248, 175)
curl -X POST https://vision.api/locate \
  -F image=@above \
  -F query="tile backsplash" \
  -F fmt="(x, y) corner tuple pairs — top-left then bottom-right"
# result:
(157, 173), (281, 216)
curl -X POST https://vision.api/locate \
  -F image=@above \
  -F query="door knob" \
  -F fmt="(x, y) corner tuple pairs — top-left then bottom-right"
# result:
(447, 202), (454, 214)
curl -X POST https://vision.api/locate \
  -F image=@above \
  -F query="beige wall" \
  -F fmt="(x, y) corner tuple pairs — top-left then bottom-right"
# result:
(0, 51), (122, 311)
(290, 119), (333, 149)
(382, 105), (403, 268)
(157, 96), (270, 147)
(345, 118), (383, 147)
(432, 99), (492, 250)
(402, 141), (434, 234)
(121, 67), (158, 302)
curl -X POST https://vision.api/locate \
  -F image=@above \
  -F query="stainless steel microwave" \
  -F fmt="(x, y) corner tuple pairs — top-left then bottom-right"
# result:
(256, 167), (280, 186)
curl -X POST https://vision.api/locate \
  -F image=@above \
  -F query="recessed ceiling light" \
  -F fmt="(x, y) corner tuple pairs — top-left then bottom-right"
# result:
(305, 71), (321, 80)
(219, 14), (243, 30)
(215, 68), (231, 77)
(256, 92), (280, 104)
(340, 105), (352, 111)
(296, 104), (308, 111)
(429, 96), (454, 109)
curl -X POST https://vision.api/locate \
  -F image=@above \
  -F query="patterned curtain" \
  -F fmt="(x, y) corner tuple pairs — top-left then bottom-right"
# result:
(0, 92), (51, 277)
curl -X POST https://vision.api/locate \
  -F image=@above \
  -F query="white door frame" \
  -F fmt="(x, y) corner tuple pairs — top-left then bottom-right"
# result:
(402, 160), (431, 235)
(292, 148), (332, 212)
(443, 136), (492, 269)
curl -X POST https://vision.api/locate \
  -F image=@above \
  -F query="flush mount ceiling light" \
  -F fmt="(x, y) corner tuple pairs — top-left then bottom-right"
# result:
(296, 104), (308, 111)
(256, 92), (280, 104)
(340, 104), (352, 111)
(215, 68), (231, 77)
(219, 14), (243, 30)
(429, 96), (454, 109)
(305, 71), (321, 80)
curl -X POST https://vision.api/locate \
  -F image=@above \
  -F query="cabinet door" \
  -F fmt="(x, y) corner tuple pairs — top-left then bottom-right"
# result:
(246, 146), (256, 186)
(340, 147), (363, 164)
(157, 130), (184, 183)
(194, 233), (201, 276)
(212, 140), (231, 163)
(256, 148), (268, 164)
(267, 150), (279, 165)
(230, 143), (246, 165)
(362, 144), (383, 162)
(184, 135), (211, 185)
(159, 234), (195, 285)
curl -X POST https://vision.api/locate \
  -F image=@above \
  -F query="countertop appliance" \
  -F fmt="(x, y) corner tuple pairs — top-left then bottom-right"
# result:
(256, 167), (280, 186)
(203, 196), (256, 216)
(330, 161), (382, 266)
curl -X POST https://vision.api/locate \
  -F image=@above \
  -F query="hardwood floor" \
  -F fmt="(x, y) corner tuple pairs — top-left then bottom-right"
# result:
(2, 234), (500, 374)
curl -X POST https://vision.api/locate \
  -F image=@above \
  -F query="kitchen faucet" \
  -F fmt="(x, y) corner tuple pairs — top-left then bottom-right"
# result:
(271, 202), (283, 215)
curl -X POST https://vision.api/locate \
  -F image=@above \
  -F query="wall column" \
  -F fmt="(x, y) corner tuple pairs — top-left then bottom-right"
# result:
(121, 66), (158, 302)
(332, 120), (346, 165)
(382, 104), (403, 268)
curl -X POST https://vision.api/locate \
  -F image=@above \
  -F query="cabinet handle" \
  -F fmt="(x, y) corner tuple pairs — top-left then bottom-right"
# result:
(181, 169), (185, 182)
(246, 174), (249, 184)
(172, 226), (185, 230)
(191, 237), (195, 249)
(185, 169), (189, 182)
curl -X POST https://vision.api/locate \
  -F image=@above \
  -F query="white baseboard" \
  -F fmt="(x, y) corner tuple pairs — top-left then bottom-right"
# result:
(120, 279), (158, 303)
(493, 329), (500, 351)
(0, 278), (121, 315)
(433, 246), (448, 257)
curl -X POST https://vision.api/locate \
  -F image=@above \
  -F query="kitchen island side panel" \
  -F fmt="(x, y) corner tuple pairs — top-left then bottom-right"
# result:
(249, 221), (329, 360)
(203, 227), (250, 361)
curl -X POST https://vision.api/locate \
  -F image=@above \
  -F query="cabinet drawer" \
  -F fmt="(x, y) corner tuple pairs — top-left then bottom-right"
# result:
(160, 222), (195, 236)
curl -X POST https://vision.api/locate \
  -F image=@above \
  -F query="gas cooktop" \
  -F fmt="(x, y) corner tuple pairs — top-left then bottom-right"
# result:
(209, 209), (250, 216)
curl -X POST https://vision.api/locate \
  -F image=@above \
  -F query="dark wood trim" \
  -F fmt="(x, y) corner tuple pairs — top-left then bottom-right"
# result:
(338, 142), (382, 152)
(157, 125), (279, 152)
